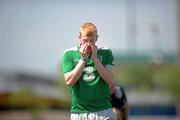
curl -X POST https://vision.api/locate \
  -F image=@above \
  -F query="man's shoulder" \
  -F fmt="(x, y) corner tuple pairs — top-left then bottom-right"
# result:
(98, 47), (113, 53)
(63, 46), (79, 55)
(99, 47), (111, 50)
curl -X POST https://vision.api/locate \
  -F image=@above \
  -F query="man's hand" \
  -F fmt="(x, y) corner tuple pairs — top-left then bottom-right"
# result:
(90, 45), (98, 60)
(80, 43), (91, 60)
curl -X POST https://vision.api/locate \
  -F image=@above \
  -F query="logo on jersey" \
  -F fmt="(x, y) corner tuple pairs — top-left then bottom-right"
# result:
(83, 67), (95, 82)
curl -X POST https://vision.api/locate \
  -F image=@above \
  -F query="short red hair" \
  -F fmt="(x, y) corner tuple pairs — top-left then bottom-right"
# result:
(79, 22), (97, 37)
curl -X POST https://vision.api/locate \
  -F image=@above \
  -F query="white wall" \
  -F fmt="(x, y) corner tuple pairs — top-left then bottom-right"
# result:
(0, 0), (177, 74)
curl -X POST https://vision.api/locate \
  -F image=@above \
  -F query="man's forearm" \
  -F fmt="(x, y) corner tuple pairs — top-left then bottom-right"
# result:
(64, 60), (85, 86)
(93, 57), (114, 85)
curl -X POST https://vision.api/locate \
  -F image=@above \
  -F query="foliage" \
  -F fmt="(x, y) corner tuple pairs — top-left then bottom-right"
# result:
(115, 63), (180, 101)
(157, 64), (180, 101)
(9, 87), (49, 109)
(115, 64), (154, 91)
(8, 87), (49, 120)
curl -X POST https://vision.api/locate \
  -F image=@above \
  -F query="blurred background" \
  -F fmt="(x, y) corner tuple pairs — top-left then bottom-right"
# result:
(0, 0), (180, 120)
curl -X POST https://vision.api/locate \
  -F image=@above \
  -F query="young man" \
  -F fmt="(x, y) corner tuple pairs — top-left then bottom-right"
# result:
(62, 22), (116, 120)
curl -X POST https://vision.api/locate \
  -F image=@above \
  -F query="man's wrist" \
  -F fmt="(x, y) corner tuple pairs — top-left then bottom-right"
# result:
(80, 56), (88, 62)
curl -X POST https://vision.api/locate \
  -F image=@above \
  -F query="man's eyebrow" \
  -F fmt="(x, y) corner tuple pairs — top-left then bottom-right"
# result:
(90, 39), (95, 41)
(82, 38), (94, 41)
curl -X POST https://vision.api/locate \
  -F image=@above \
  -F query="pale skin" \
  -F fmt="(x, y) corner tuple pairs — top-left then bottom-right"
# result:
(64, 33), (115, 93)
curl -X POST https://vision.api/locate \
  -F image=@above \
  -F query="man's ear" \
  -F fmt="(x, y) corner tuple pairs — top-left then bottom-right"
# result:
(96, 35), (99, 41)
(78, 32), (81, 39)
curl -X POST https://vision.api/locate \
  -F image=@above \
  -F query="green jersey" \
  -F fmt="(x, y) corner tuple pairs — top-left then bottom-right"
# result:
(62, 46), (114, 113)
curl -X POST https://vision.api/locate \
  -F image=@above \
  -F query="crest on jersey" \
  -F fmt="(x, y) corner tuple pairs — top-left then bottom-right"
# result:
(83, 67), (95, 82)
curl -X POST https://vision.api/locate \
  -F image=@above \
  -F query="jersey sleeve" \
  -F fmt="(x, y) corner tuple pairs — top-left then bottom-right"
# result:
(105, 49), (114, 66)
(62, 51), (74, 74)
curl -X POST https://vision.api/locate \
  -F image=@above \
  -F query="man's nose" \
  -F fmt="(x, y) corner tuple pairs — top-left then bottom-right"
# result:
(87, 42), (91, 46)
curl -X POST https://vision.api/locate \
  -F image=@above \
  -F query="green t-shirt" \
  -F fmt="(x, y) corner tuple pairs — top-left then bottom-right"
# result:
(62, 46), (114, 113)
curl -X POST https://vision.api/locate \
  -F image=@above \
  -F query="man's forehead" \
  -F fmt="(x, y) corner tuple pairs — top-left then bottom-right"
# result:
(81, 36), (96, 40)
(81, 34), (97, 39)
(81, 36), (94, 39)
